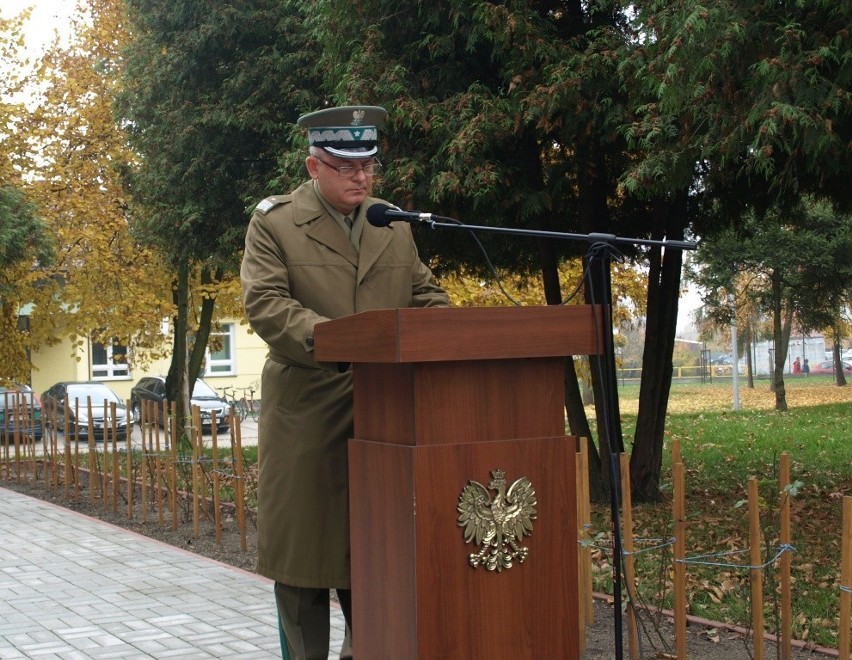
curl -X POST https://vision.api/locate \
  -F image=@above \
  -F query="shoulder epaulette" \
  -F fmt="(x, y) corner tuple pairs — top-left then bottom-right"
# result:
(254, 196), (290, 215)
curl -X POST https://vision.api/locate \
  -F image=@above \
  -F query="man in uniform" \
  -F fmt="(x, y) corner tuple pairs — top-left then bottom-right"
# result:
(240, 105), (450, 659)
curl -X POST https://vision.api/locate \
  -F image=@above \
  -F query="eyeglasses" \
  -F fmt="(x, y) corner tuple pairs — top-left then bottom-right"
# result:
(314, 156), (382, 178)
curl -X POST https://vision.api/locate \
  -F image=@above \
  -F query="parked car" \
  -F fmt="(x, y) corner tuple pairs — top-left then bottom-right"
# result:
(40, 381), (130, 441)
(0, 383), (43, 442)
(130, 376), (231, 431)
(809, 360), (852, 375)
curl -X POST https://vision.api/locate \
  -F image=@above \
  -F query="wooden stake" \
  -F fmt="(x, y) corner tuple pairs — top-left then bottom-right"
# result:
(1, 394), (7, 479)
(170, 401), (178, 530)
(779, 453), (792, 660)
(839, 496), (851, 660)
(212, 417), (221, 544)
(1, 392), (7, 480)
(126, 407), (133, 519)
(52, 406), (60, 494)
(63, 400), (71, 500)
(192, 406), (200, 538)
(619, 453), (640, 660)
(87, 398), (96, 505)
(673, 461), (687, 659)
(671, 437), (681, 466)
(155, 408), (164, 527)
(575, 436), (591, 654)
(72, 400), (80, 500)
(160, 398), (170, 524)
(101, 402), (109, 512)
(748, 476), (765, 660)
(112, 404), (120, 514)
(233, 413), (247, 552)
(195, 407), (208, 517)
(141, 401), (149, 523)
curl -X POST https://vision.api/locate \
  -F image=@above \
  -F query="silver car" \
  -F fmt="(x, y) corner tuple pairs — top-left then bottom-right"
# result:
(41, 381), (130, 441)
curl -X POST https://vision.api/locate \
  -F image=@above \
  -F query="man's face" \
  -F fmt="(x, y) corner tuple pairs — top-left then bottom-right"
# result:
(306, 151), (376, 215)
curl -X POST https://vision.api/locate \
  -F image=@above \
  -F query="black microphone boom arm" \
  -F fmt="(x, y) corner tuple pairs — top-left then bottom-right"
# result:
(367, 203), (697, 250)
(425, 219), (697, 251)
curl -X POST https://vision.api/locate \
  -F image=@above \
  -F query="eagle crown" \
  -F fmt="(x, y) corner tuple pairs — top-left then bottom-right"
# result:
(488, 469), (506, 490)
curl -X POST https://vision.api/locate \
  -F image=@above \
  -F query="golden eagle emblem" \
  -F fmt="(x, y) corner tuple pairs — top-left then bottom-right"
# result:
(457, 469), (537, 572)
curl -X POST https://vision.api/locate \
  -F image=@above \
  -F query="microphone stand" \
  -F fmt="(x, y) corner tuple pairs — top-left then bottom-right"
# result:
(412, 216), (696, 659)
(416, 217), (697, 252)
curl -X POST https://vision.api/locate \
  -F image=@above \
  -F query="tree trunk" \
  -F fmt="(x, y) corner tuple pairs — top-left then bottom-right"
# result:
(585, 249), (624, 503)
(563, 356), (606, 500)
(630, 196), (686, 502)
(770, 270), (791, 411)
(187, 265), (222, 391)
(536, 222), (607, 502)
(745, 318), (755, 389)
(166, 261), (191, 444)
(832, 337), (847, 386)
(528, 122), (615, 501)
(573, 134), (622, 503)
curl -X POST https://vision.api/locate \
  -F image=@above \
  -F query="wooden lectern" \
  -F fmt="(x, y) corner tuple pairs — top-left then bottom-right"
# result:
(313, 305), (604, 659)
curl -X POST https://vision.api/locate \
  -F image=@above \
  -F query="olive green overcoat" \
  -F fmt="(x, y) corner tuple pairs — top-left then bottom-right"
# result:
(240, 181), (450, 588)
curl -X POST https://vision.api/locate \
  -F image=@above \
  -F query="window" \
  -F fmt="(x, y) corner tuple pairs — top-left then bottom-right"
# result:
(91, 339), (130, 379)
(205, 324), (235, 376)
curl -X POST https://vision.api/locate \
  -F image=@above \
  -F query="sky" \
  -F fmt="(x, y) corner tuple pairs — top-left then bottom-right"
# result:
(1, 0), (77, 56)
(677, 287), (702, 336)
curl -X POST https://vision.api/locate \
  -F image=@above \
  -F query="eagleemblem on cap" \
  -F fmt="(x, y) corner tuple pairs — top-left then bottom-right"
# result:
(297, 105), (387, 159)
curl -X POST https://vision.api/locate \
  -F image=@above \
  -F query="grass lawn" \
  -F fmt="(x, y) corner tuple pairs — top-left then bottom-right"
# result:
(590, 376), (851, 648)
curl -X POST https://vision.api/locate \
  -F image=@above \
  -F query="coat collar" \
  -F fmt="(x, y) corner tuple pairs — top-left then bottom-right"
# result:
(290, 181), (395, 277)
(356, 206), (393, 284)
(291, 181), (358, 265)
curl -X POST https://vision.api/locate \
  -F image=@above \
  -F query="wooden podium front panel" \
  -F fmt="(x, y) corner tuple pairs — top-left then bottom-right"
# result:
(348, 438), (418, 657)
(353, 357), (566, 445)
(349, 436), (579, 660)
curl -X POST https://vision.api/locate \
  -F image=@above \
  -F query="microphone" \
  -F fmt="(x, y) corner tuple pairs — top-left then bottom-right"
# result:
(366, 203), (437, 227)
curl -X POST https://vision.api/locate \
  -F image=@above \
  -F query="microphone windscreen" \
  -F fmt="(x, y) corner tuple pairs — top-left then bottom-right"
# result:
(366, 203), (392, 227)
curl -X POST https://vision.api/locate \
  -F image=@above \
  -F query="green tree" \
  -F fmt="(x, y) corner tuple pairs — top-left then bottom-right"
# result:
(789, 201), (852, 386)
(691, 201), (852, 408)
(622, 0), (851, 497)
(305, 0), (667, 500)
(117, 0), (322, 421)
(0, 185), (55, 382)
(692, 276), (770, 389)
(0, 185), (53, 281)
(625, 0), (851, 213)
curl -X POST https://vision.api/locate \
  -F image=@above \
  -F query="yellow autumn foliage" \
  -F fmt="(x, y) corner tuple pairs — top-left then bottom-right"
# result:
(438, 258), (648, 326)
(1, 0), (240, 378)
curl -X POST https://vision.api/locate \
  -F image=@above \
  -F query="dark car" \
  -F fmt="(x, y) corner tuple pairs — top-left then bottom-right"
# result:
(809, 360), (852, 375)
(0, 383), (43, 442)
(40, 381), (130, 441)
(130, 376), (230, 431)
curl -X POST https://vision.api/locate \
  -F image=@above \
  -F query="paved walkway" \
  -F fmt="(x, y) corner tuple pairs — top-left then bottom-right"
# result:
(0, 486), (345, 659)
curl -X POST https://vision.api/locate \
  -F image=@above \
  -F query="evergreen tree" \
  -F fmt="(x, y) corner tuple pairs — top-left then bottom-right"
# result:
(117, 0), (322, 412)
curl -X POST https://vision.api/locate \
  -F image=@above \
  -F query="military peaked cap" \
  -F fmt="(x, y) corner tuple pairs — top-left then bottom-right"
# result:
(297, 105), (387, 159)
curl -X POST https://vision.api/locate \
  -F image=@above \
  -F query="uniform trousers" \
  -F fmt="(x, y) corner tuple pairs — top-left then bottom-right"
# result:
(274, 582), (353, 660)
